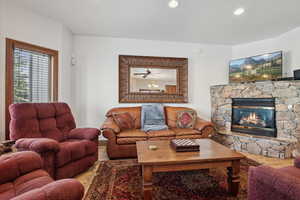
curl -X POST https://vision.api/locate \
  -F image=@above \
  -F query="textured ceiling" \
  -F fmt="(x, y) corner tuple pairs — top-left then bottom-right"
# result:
(12, 0), (300, 45)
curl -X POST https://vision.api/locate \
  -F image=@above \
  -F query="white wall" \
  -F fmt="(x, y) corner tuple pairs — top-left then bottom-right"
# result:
(0, 1), (73, 140)
(232, 27), (300, 77)
(73, 36), (232, 128)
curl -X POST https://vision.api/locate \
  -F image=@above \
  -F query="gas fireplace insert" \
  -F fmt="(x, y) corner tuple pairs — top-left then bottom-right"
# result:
(231, 98), (277, 137)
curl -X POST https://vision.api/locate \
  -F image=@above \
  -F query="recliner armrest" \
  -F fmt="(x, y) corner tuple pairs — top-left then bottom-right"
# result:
(15, 138), (60, 153)
(295, 156), (300, 168)
(0, 151), (43, 185)
(11, 179), (84, 200)
(68, 128), (100, 140)
(249, 166), (300, 200)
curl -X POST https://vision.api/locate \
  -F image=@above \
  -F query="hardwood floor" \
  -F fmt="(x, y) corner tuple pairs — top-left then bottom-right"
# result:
(75, 143), (295, 194)
(241, 152), (293, 168)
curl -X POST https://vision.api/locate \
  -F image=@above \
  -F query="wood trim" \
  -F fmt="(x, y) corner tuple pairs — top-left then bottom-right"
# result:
(52, 53), (59, 101)
(152, 161), (232, 172)
(8, 39), (58, 56)
(5, 39), (14, 140)
(5, 38), (59, 139)
(119, 55), (188, 103)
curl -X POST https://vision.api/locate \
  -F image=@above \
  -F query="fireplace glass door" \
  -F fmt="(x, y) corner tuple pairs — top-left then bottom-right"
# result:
(231, 98), (277, 137)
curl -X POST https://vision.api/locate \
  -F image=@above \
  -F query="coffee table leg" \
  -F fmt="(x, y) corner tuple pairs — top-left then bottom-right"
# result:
(227, 160), (240, 196)
(142, 165), (153, 200)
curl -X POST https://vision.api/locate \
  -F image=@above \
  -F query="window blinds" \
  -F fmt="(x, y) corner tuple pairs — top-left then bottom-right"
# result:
(13, 47), (51, 103)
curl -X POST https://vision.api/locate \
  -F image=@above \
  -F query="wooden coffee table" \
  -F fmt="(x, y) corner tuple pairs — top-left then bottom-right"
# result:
(136, 139), (245, 200)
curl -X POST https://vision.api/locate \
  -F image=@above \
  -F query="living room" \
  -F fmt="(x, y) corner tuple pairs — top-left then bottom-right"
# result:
(0, 0), (300, 199)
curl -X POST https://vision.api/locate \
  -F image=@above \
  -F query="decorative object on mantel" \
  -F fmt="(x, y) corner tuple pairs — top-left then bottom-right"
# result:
(229, 51), (282, 83)
(119, 55), (188, 103)
(294, 69), (300, 80)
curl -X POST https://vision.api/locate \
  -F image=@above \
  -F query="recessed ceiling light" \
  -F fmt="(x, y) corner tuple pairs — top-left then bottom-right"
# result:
(168, 0), (179, 8)
(234, 8), (245, 16)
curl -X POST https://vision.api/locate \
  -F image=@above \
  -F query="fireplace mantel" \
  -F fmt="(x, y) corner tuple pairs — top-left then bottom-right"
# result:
(210, 80), (300, 158)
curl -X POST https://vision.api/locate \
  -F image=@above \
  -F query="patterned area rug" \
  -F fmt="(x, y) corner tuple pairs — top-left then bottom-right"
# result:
(84, 159), (260, 200)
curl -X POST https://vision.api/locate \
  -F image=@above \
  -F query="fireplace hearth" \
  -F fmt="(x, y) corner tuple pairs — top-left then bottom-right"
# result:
(231, 98), (277, 137)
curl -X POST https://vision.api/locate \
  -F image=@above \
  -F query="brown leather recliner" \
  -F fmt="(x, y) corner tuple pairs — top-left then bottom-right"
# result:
(101, 106), (215, 159)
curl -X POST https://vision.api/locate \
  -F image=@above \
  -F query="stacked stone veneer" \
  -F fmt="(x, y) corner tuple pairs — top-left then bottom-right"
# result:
(211, 81), (299, 159)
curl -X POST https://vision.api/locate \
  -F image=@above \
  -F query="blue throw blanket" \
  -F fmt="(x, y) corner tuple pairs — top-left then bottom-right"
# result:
(141, 104), (168, 132)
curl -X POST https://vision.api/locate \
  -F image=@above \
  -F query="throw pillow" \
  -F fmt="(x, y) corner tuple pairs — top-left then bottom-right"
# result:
(176, 110), (197, 128)
(112, 112), (135, 130)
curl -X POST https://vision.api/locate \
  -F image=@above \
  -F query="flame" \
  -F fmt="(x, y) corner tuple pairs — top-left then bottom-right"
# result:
(247, 113), (258, 121)
(239, 112), (266, 127)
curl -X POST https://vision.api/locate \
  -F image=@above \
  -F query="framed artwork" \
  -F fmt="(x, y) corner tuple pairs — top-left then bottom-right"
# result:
(229, 51), (282, 83)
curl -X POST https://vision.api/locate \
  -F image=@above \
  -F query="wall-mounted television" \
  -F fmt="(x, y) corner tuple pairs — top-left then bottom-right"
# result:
(229, 51), (283, 83)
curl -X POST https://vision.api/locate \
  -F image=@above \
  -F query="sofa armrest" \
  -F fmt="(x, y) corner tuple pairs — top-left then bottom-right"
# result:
(68, 128), (100, 140)
(0, 151), (43, 185)
(295, 156), (300, 168)
(101, 117), (120, 133)
(194, 117), (215, 137)
(15, 138), (60, 153)
(248, 166), (300, 200)
(102, 128), (117, 140)
(11, 179), (84, 200)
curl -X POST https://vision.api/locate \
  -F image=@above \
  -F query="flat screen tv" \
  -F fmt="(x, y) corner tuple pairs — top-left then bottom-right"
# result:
(229, 51), (283, 83)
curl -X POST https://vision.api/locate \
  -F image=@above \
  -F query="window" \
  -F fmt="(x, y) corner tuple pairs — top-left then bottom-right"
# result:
(5, 38), (58, 139)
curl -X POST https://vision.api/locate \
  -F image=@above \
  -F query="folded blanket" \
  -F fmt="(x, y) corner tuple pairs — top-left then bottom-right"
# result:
(141, 104), (168, 132)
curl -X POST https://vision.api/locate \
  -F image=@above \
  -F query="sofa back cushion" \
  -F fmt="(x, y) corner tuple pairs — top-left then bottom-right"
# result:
(0, 151), (43, 185)
(106, 107), (141, 129)
(164, 106), (197, 128)
(9, 103), (76, 141)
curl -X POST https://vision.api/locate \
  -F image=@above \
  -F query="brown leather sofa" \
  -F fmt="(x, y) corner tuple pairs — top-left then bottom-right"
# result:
(101, 106), (215, 159)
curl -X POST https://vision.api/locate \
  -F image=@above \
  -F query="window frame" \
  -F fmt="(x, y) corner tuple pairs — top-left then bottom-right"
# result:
(5, 38), (59, 139)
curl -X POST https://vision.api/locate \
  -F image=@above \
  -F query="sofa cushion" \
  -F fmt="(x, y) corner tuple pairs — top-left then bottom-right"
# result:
(147, 129), (175, 138)
(172, 128), (200, 136)
(175, 135), (203, 139)
(117, 129), (148, 138)
(164, 106), (196, 128)
(176, 110), (197, 128)
(117, 137), (147, 145)
(112, 112), (135, 130)
(106, 107), (141, 129)
(56, 139), (97, 167)
(148, 137), (175, 141)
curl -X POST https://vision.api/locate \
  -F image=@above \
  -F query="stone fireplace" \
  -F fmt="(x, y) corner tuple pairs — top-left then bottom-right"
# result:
(211, 81), (298, 159)
(231, 98), (276, 137)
